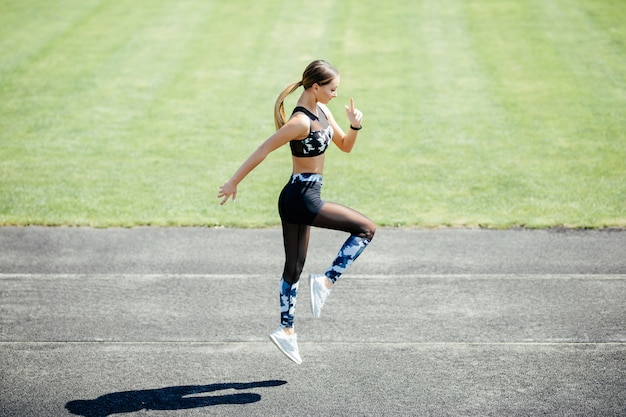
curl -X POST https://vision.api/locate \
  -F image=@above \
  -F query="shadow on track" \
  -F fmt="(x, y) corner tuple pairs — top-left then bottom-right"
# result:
(65, 380), (287, 417)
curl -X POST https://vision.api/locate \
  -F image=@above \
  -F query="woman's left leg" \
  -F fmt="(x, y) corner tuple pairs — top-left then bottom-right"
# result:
(308, 201), (376, 318)
(312, 201), (376, 282)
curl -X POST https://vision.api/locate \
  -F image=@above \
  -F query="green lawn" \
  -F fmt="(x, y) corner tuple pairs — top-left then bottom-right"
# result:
(1, 0), (624, 228)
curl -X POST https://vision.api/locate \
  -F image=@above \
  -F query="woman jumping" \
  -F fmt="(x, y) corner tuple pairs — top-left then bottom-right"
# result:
(217, 60), (375, 364)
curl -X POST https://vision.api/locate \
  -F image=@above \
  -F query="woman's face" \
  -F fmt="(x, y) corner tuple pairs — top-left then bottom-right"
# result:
(315, 76), (340, 104)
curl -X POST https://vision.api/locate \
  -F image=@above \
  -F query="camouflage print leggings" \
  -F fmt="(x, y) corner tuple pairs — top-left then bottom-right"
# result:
(278, 173), (375, 328)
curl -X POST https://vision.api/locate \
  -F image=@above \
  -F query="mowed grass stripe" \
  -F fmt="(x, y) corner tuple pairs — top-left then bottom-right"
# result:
(2, 1), (220, 224)
(0, 0), (624, 227)
(466, 0), (626, 226)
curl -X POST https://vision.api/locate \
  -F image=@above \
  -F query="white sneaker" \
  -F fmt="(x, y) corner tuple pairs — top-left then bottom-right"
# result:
(309, 274), (331, 319)
(269, 327), (302, 365)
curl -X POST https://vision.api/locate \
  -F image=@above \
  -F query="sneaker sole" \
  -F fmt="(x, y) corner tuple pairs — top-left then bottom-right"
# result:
(308, 274), (320, 319)
(269, 333), (302, 365)
(309, 274), (320, 319)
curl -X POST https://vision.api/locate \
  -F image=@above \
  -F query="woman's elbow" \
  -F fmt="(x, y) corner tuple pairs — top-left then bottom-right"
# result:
(339, 142), (355, 153)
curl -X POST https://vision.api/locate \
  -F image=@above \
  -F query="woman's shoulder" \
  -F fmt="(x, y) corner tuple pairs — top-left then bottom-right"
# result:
(281, 112), (311, 139)
(288, 110), (312, 126)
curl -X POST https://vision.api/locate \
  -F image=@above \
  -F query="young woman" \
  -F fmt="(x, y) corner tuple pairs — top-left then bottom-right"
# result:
(217, 60), (375, 364)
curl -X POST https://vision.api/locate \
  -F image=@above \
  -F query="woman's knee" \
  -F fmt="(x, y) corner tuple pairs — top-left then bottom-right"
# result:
(359, 219), (376, 241)
(283, 258), (306, 284)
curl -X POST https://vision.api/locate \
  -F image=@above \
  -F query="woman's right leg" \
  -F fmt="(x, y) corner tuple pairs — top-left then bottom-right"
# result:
(279, 221), (311, 329)
(269, 220), (310, 365)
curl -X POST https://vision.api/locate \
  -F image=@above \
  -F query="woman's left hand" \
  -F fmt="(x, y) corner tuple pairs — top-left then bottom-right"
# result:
(345, 98), (363, 129)
(217, 180), (237, 205)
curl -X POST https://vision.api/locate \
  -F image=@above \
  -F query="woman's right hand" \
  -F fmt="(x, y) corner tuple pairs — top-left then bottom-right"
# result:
(217, 180), (237, 205)
(345, 97), (363, 129)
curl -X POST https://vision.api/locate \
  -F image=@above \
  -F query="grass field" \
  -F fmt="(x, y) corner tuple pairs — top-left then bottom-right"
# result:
(1, 0), (624, 228)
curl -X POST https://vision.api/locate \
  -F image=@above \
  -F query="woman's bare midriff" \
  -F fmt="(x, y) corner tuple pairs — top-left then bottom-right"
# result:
(292, 154), (326, 175)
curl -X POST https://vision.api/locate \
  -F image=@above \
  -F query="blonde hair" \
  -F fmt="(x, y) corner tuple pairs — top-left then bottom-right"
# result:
(274, 60), (339, 130)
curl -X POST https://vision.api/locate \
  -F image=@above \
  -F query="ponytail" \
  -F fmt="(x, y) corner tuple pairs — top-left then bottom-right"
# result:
(274, 81), (302, 130)
(273, 60), (339, 130)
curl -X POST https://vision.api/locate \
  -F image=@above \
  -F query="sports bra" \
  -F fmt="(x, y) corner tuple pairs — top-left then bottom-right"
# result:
(289, 106), (333, 157)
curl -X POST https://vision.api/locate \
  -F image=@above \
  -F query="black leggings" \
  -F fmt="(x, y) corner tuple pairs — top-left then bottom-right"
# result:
(278, 174), (375, 284)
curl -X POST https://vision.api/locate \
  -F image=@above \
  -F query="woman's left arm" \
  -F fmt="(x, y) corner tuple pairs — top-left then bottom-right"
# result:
(324, 98), (363, 153)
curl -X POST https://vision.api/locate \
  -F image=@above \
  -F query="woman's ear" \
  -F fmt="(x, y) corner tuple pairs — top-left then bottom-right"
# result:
(313, 83), (321, 100)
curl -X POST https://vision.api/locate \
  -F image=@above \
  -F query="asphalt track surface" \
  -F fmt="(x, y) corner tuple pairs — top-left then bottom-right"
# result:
(1, 226), (625, 416)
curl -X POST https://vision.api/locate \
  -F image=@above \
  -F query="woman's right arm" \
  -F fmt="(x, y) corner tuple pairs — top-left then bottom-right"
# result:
(217, 117), (308, 205)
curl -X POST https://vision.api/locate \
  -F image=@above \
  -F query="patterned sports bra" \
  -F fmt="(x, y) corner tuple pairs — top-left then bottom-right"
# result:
(289, 106), (333, 158)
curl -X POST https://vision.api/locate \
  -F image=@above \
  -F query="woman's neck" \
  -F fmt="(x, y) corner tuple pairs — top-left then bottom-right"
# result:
(297, 92), (318, 115)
